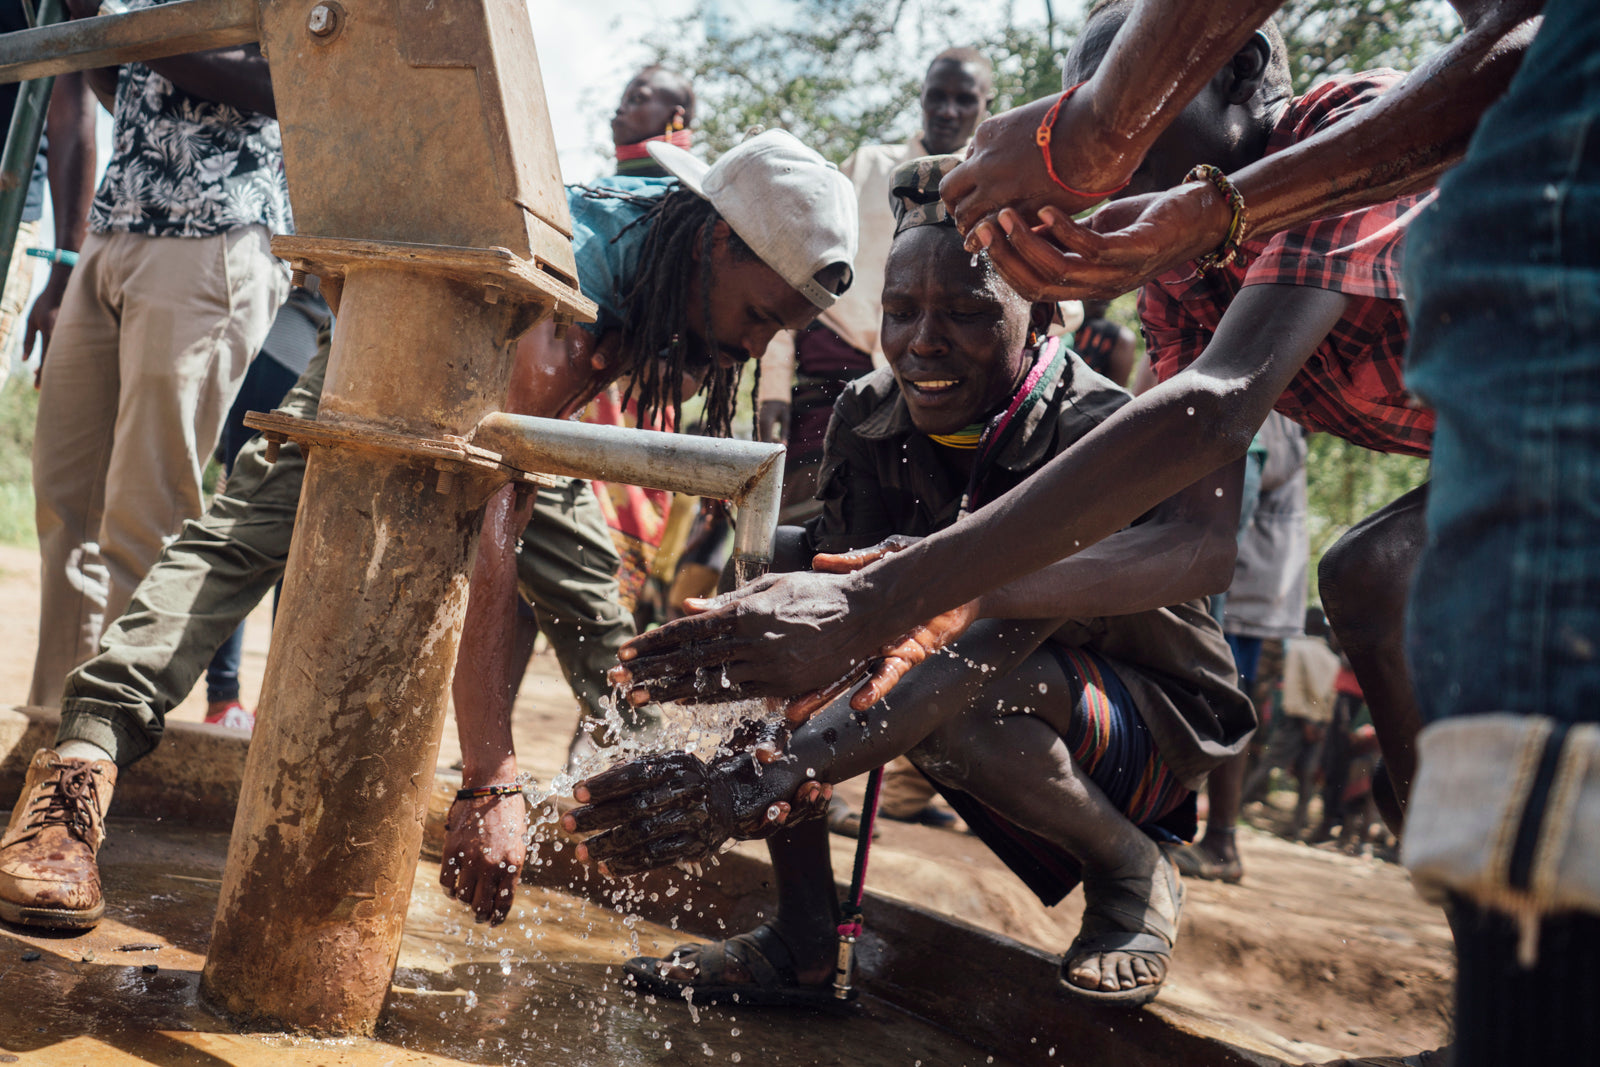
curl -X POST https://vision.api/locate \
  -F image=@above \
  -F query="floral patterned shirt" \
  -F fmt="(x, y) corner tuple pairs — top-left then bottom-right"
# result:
(88, 0), (290, 238)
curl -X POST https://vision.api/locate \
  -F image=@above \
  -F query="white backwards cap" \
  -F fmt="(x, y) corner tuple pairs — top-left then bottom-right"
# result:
(648, 130), (857, 310)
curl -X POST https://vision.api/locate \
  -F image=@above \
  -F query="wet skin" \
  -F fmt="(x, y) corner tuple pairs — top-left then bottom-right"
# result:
(443, 222), (822, 924)
(578, 226), (1240, 994)
(942, 0), (1539, 300)
(610, 66), (693, 147)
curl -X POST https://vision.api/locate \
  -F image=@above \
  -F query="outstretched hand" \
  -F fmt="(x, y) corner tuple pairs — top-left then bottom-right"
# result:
(609, 568), (900, 706)
(440, 792), (528, 926)
(979, 186), (1233, 302)
(563, 752), (831, 877)
(781, 537), (980, 724)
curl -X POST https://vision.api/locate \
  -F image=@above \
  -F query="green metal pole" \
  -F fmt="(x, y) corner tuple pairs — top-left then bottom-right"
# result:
(0, 0), (67, 290)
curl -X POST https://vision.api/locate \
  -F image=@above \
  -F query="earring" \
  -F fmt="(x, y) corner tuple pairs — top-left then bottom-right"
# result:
(1027, 327), (1041, 347)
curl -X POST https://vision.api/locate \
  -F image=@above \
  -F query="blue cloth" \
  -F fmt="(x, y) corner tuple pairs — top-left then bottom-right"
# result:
(1402, 0), (1600, 725)
(1226, 633), (1265, 690)
(566, 177), (675, 339)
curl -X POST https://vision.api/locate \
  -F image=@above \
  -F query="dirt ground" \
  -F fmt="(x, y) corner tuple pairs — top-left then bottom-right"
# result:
(0, 543), (1452, 1063)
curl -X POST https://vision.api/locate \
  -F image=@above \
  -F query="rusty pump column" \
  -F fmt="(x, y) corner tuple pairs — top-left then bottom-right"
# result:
(195, 0), (593, 1032)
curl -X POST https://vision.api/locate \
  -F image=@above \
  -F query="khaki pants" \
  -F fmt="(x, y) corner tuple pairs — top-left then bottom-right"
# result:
(31, 227), (287, 706)
(514, 479), (645, 732)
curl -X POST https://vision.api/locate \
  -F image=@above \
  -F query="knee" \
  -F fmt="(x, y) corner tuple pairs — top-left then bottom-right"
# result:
(1318, 527), (1412, 653)
(905, 726), (970, 791)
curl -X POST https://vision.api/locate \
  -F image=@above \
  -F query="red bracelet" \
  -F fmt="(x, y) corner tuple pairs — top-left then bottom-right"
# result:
(1035, 81), (1130, 200)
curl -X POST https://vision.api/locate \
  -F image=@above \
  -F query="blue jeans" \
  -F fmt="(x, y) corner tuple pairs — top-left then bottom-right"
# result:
(1402, 0), (1600, 726)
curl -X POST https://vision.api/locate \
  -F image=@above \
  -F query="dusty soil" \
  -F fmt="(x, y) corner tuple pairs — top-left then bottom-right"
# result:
(0, 543), (1452, 1063)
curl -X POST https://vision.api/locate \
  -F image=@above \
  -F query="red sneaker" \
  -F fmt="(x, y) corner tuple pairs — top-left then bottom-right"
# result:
(204, 700), (255, 732)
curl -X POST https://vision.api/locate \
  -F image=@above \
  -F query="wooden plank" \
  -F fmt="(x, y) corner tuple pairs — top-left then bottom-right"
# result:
(0, 0), (257, 85)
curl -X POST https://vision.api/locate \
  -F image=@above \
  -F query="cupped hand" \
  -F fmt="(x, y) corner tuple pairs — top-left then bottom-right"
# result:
(440, 791), (529, 926)
(608, 568), (900, 706)
(982, 184), (1232, 302)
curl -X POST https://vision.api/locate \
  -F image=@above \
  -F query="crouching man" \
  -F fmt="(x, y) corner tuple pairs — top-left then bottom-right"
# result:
(565, 156), (1253, 1005)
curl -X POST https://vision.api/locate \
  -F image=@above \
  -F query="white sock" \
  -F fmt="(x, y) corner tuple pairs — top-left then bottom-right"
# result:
(55, 739), (114, 764)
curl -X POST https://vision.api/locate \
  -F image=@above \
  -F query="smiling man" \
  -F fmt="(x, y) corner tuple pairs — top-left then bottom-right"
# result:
(566, 156), (1252, 1007)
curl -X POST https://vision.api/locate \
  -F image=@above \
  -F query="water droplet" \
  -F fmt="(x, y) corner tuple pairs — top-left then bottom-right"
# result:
(1215, 487), (1224, 496)
(1186, 407), (1194, 415)
(1037, 683), (1048, 694)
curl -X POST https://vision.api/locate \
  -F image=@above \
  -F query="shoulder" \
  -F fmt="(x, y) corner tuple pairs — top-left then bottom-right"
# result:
(1054, 352), (1130, 434)
(1270, 70), (1406, 149)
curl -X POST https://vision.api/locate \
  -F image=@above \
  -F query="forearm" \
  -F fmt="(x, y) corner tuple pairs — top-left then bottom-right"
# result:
(849, 286), (1341, 636)
(452, 485), (533, 785)
(976, 498), (1238, 621)
(46, 72), (95, 251)
(1225, 0), (1541, 238)
(853, 379), (1259, 641)
(1066, 0), (1283, 183)
(768, 618), (1064, 794)
(146, 45), (274, 117)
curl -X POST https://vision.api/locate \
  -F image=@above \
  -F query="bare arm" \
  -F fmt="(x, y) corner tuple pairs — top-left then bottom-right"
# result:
(146, 44), (275, 117)
(975, 458), (1243, 621)
(617, 284), (1347, 700)
(960, 0), (1543, 300)
(25, 72), (96, 374)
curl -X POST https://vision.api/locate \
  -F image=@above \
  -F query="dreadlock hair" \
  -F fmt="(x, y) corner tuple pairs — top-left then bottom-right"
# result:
(575, 183), (761, 440)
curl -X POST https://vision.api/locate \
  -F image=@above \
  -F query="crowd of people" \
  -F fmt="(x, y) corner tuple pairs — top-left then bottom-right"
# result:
(0, 0), (1594, 1063)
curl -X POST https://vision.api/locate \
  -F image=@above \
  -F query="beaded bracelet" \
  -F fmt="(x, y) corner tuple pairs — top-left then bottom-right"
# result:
(1035, 82), (1130, 201)
(1184, 164), (1251, 275)
(455, 783), (524, 801)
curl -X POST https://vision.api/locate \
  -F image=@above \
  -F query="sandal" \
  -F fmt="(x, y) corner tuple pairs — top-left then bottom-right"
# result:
(623, 923), (851, 1008)
(1060, 848), (1184, 1007)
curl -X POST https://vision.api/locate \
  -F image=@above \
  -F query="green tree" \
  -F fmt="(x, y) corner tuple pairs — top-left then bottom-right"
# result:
(642, 0), (1064, 165)
(1278, 0), (1459, 92)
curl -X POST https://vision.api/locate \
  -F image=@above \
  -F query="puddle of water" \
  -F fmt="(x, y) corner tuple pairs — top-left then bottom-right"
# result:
(0, 820), (1013, 1067)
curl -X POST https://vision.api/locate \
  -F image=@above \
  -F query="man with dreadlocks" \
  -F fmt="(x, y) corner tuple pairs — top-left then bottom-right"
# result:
(563, 155), (1252, 1006)
(0, 130), (855, 933)
(443, 130), (856, 923)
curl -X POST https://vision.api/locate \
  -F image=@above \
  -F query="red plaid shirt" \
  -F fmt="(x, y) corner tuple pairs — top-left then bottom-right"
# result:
(1140, 72), (1434, 457)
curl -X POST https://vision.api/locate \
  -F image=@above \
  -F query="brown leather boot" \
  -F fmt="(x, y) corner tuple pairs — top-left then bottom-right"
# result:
(0, 749), (117, 930)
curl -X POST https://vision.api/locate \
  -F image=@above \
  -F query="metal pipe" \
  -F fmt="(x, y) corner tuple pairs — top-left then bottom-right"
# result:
(0, 0), (256, 85)
(472, 411), (785, 567)
(0, 0), (61, 289)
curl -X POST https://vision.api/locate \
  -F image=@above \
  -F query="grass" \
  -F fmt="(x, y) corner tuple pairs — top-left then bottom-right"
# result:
(0, 378), (37, 547)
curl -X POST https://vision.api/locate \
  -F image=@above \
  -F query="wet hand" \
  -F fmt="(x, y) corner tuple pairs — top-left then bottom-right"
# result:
(564, 752), (831, 877)
(981, 187), (1231, 302)
(941, 91), (1128, 243)
(440, 791), (528, 926)
(609, 569), (896, 705)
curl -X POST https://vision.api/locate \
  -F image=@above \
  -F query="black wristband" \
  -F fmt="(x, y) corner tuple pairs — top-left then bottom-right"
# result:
(455, 783), (524, 801)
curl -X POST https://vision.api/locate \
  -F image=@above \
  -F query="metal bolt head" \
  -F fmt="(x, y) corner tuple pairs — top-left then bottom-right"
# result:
(308, 4), (336, 35)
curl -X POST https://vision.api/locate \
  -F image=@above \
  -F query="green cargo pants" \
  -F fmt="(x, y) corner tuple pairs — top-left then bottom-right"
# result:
(58, 330), (639, 765)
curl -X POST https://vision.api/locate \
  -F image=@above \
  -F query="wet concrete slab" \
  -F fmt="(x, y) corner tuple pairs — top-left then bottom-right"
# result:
(0, 820), (1018, 1066)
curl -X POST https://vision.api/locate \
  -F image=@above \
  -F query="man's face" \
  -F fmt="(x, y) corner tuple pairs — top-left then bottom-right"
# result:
(920, 61), (991, 156)
(881, 226), (1031, 437)
(682, 222), (822, 390)
(611, 70), (686, 148)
